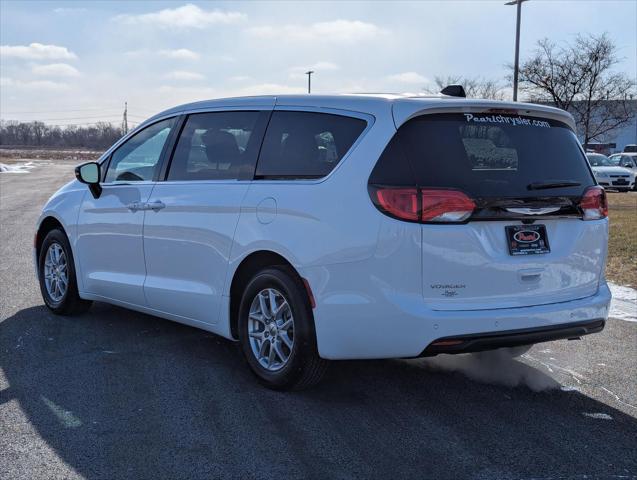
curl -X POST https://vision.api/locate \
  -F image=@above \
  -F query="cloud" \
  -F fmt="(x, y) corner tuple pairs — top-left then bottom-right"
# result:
(0, 43), (77, 60)
(386, 72), (428, 84)
(164, 71), (205, 81)
(0, 77), (70, 91)
(291, 61), (339, 72)
(53, 7), (87, 15)
(114, 4), (246, 29)
(248, 20), (384, 43)
(228, 75), (252, 82)
(158, 48), (200, 60)
(231, 83), (306, 96)
(124, 48), (200, 61)
(32, 63), (80, 77)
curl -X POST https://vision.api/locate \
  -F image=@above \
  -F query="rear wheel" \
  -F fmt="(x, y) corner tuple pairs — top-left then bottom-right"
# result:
(38, 228), (92, 315)
(238, 267), (328, 390)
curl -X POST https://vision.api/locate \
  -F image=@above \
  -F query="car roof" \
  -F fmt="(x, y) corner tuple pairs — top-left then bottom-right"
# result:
(145, 93), (576, 131)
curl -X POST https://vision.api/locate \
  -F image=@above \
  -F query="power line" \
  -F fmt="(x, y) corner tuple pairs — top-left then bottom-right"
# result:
(2, 114), (131, 122)
(0, 121), (140, 128)
(1, 105), (158, 115)
(0, 107), (122, 115)
(0, 113), (148, 123)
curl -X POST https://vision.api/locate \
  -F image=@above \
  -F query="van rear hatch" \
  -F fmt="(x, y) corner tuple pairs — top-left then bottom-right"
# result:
(369, 110), (607, 311)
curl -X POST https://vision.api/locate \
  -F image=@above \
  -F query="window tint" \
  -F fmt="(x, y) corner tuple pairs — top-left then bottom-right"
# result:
(368, 134), (414, 186)
(256, 111), (367, 178)
(105, 118), (175, 182)
(386, 113), (594, 198)
(167, 111), (261, 181)
(461, 125), (518, 171)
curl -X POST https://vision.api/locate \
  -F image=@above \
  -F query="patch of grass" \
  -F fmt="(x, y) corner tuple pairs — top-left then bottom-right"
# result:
(606, 192), (637, 287)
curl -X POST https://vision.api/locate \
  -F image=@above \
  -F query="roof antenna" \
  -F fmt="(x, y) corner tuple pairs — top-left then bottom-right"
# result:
(440, 85), (466, 98)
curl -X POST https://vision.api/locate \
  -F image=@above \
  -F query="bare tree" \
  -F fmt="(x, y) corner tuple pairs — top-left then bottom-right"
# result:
(518, 33), (636, 145)
(0, 120), (124, 149)
(430, 76), (507, 100)
(32, 121), (46, 146)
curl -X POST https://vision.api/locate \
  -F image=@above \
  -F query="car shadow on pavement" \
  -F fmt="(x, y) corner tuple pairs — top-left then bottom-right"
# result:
(1, 303), (636, 480)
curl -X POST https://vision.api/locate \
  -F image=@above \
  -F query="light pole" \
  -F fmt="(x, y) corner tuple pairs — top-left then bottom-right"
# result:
(305, 70), (314, 94)
(505, 0), (528, 101)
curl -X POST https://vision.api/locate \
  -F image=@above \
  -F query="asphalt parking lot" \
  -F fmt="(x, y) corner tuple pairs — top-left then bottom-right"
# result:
(1, 160), (636, 480)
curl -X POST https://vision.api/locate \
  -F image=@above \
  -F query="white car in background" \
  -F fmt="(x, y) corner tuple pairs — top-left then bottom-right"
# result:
(609, 153), (637, 190)
(586, 153), (636, 192)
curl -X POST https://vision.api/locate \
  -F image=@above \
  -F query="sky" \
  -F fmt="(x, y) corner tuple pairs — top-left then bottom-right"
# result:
(1, 0), (636, 128)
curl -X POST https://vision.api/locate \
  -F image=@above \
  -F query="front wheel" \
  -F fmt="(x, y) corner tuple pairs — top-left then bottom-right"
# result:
(238, 267), (328, 390)
(38, 228), (92, 315)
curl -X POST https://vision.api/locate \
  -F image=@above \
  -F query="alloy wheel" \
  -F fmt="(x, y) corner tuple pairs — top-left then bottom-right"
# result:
(247, 288), (295, 371)
(43, 243), (68, 302)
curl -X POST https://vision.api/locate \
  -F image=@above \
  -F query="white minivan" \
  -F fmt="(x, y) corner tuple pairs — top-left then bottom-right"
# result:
(35, 94), (611, 389)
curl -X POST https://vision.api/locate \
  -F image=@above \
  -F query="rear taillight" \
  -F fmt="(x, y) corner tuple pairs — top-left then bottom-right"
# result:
(580, 186), (608, 220)
(374, 187), (419, 221)
(371, 187), (475, 223)
(421, 189), (476, 222)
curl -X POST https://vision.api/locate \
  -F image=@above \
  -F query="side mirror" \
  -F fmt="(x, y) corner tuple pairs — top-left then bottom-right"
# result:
(75, 162), (102, 198)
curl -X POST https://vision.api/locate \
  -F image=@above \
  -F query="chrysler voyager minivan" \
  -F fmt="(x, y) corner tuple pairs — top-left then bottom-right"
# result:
(35, 93), (611, 389)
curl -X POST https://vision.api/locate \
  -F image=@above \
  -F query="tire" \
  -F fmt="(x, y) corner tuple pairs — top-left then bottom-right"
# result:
(238, 266), (329, 390)
(38, 228), (92, 315)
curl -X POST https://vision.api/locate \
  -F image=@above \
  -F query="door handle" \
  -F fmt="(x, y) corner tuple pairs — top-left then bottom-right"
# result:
(127, 202), (142, 212)
(146, 200), (166, 212)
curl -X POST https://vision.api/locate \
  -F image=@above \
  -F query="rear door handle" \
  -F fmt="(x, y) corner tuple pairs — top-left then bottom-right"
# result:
(146, 200), (166, 212)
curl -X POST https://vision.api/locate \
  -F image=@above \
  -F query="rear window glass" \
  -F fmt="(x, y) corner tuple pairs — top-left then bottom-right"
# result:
(380, 113), (594, 198)
(256, 111), (367, 179)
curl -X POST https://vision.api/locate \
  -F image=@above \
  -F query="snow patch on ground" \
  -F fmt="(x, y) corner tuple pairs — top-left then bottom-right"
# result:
(608, 282), (637, 322)
(0, 162), (38, 173)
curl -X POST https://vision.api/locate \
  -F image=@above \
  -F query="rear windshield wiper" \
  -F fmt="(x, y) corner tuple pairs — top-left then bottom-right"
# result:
(527, 180), (581, 191)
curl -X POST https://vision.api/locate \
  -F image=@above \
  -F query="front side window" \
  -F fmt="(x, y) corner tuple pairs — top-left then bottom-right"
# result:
(256, 111), (367, 179)
(167, 111), (261, 181)
(105, 118), (175, 182)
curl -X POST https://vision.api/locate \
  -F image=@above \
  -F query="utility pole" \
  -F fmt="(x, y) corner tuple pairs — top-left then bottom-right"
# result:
(505, 0), (528, 101)
(305, 71), (314, 94)
(122, 101), (128, 134)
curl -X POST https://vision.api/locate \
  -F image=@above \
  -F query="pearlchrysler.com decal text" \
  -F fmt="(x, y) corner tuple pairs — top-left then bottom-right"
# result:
(464, 113), (551, 128)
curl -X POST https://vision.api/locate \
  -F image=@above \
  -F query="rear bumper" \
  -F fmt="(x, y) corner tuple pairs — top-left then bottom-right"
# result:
(421, 318), (605, 356)
(307, 259), (612, 359)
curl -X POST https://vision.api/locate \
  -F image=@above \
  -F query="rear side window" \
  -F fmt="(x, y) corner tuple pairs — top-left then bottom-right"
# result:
(256, 111), (367, 179)
(168, 111), (262, 181)
(372, 113), (594, 198)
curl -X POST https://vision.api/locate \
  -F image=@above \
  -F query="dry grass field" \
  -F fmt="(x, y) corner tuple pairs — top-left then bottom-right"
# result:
(606, 191), (637, 287)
